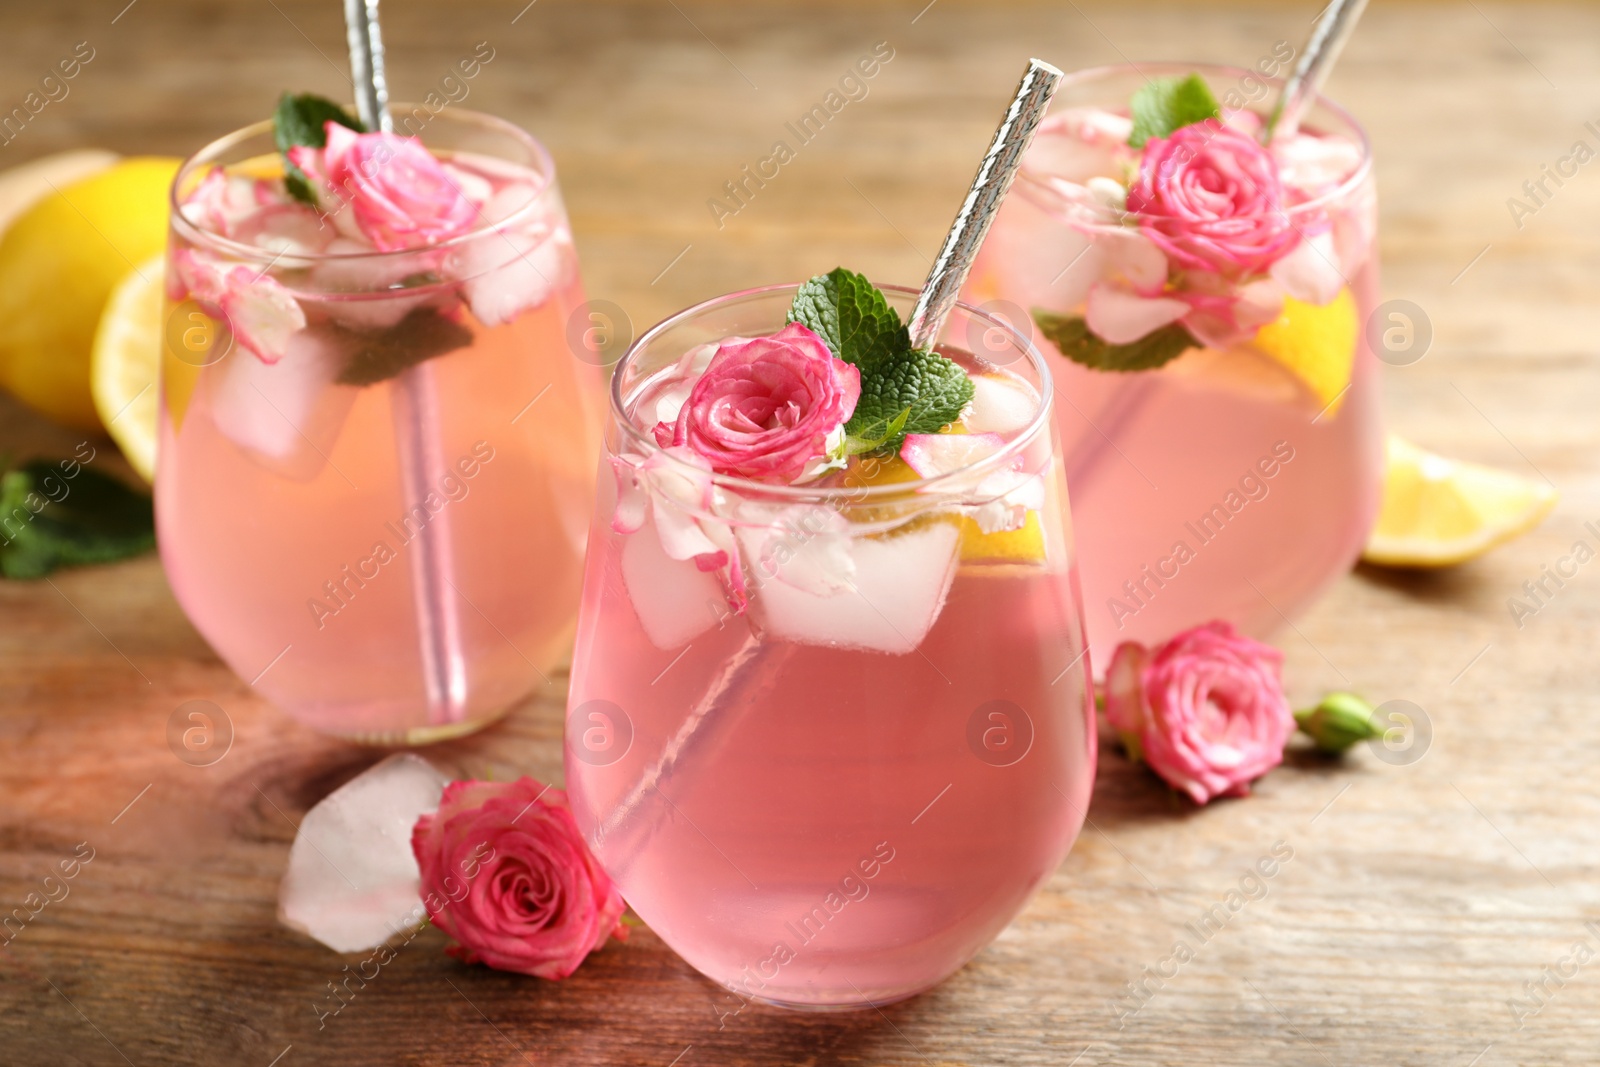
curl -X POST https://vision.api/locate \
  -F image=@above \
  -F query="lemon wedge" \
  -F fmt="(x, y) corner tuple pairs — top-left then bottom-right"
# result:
(0, 156), (179, 431)
(1363, 435), (1558, 568)
(91, 255), (165, 482)
(1251, 289), (1358, 416)
(959, 511), (1046, 563)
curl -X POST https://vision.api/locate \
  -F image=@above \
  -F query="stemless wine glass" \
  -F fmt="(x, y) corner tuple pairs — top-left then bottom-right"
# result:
(964, 63), (1383, 666)
(564, 284), (1096, 1009)
(158, 107), (603, 743)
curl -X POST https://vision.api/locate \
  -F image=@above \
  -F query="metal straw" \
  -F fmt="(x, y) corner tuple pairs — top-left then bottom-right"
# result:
(906, 58), (1063, 352)
(1263, 0), (1370, 143)
(344, 0), (469, 728)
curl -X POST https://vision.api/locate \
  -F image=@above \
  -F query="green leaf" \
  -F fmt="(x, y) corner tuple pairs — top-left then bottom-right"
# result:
(1033, 310), (1195, 372)
(0, 461), (155, 579)
(273, 92), (364, 206)
(848, 348), (974, 450)
(787, 268), (973, 453)
(839, 406), (910, 457)
(787, 267), (911, 374)
(1128, 74), (1221, 148)
(332, 306), (476, 386)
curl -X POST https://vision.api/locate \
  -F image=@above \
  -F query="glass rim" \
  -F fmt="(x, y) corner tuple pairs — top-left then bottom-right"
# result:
(167, 104), (558, 265)
(609, 282), (1056, 503)
(1020, 60), (1374, 226)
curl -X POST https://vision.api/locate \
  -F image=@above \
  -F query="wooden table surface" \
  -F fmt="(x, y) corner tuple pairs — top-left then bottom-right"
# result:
(3, 1), (1598, 1064)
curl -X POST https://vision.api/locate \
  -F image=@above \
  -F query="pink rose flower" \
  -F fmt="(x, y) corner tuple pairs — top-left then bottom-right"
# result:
(411, 777), (626, 979)
(289, 123), (478, 252)
(1126, 120), (1299, 278)
(1103, 621), (1294, 805)
(653, 321), (860, 483)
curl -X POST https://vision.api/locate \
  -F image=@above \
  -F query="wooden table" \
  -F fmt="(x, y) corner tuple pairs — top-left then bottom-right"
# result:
(3, 1), (1597, 1063)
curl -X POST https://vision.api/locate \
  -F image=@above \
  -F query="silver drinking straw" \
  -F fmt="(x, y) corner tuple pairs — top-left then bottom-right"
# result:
(907, 58), (1064, 352)
(1263, 0), (1371, 143)
(344, 0), (469, 728)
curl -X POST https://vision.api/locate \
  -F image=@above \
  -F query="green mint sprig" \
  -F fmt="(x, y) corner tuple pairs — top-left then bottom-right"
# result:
(0, 460), (155, 580)
(273, 92), (365, 206)
(787, 267), (974, 455)
(1033, 311), (1196, 373)
(1127, 73), (1221, 148)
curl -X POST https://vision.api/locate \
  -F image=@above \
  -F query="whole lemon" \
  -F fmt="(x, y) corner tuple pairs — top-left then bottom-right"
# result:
(0, 156), (179, 431)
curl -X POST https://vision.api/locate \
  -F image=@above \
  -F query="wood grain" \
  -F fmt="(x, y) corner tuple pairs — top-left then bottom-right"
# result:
(2, 1), (1598, 1064)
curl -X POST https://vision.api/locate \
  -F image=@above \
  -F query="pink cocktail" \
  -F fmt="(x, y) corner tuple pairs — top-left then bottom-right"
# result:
(564, 283), (1095, 1009)
(158, 107), (602, 742)
(964, 64), (1383, 664)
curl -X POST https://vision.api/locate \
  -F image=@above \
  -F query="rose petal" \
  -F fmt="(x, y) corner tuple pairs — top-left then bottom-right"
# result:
(1085, 283), (1189, 345)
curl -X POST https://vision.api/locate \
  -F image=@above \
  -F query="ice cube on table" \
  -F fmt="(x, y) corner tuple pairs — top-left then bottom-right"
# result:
(278, 753), (449, 954)
(750, 519), (961, 655)
(621, 514), (725, 650)
(209, 325), (358, 482)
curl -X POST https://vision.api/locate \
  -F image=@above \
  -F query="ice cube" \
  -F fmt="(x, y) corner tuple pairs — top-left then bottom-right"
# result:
(457, 223), (573, 327)
(208, 324), (358, 482)
(621, 514), (725, 650)
(278, 753), (449, 953)
(750, 519), (961, 655)
(965, 372), (1039, 435)
(310, 238), (437, 330)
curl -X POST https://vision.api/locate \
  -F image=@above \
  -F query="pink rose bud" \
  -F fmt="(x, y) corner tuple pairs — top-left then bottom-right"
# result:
(1103, 620), (1295, 805)
(291, 122), (479, 252)
(1126, 120), (1299, 278)
(654, 321), (861, 483)
(411, 777), (626, 979)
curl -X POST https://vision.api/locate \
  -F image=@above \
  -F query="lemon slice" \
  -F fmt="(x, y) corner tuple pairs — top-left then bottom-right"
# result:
(959, 512), (1046, 563)
(91, 255), (165, 482)
(1251, 289), (1357, 416)
(1363, 435), (1557, 568)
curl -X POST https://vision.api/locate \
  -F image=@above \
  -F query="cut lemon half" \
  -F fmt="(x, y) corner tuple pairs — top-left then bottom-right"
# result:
(91, 255), (165, 482)
(1363, 435), (1557, 568)
(1251, 289), (1357, 416)
(0, 156), (179, 430)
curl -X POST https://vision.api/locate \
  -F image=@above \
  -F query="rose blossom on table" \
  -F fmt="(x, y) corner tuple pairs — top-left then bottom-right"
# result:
(1103, 620), (1295, 805)
(653, 321), (860, 484)
(411, 777), (626, 979)
(288, 122), (478, 252)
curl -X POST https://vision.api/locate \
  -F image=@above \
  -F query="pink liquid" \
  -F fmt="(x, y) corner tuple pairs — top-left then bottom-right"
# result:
(158, 151), (602, 741)
(565, 346), (1095, 1008)
(964, 105), (1384, 665)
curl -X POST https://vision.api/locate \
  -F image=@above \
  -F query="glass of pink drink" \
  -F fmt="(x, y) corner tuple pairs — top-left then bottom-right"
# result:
(564, 283), (1096, 1009)
(158, 107), (602, 742)
(964, 63), (1382, 666)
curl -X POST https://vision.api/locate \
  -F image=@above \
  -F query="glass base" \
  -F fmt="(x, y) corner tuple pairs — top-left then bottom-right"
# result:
(738, 984), (930, 1013)
(320, 704), (513, 747)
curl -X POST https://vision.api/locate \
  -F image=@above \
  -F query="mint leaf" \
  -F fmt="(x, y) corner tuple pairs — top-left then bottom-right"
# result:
(332, 306), (476, 386)
(274, 92), (364, 206)
(1128, 74), (1221, 148)
(0, 461), (155, 579)
(849, 347), (974, 446)
(787, 267), (910, 372)
(839, 406), (910, 457)
(788, 269), (974, 453)
(1033, 311), (1195, 372)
